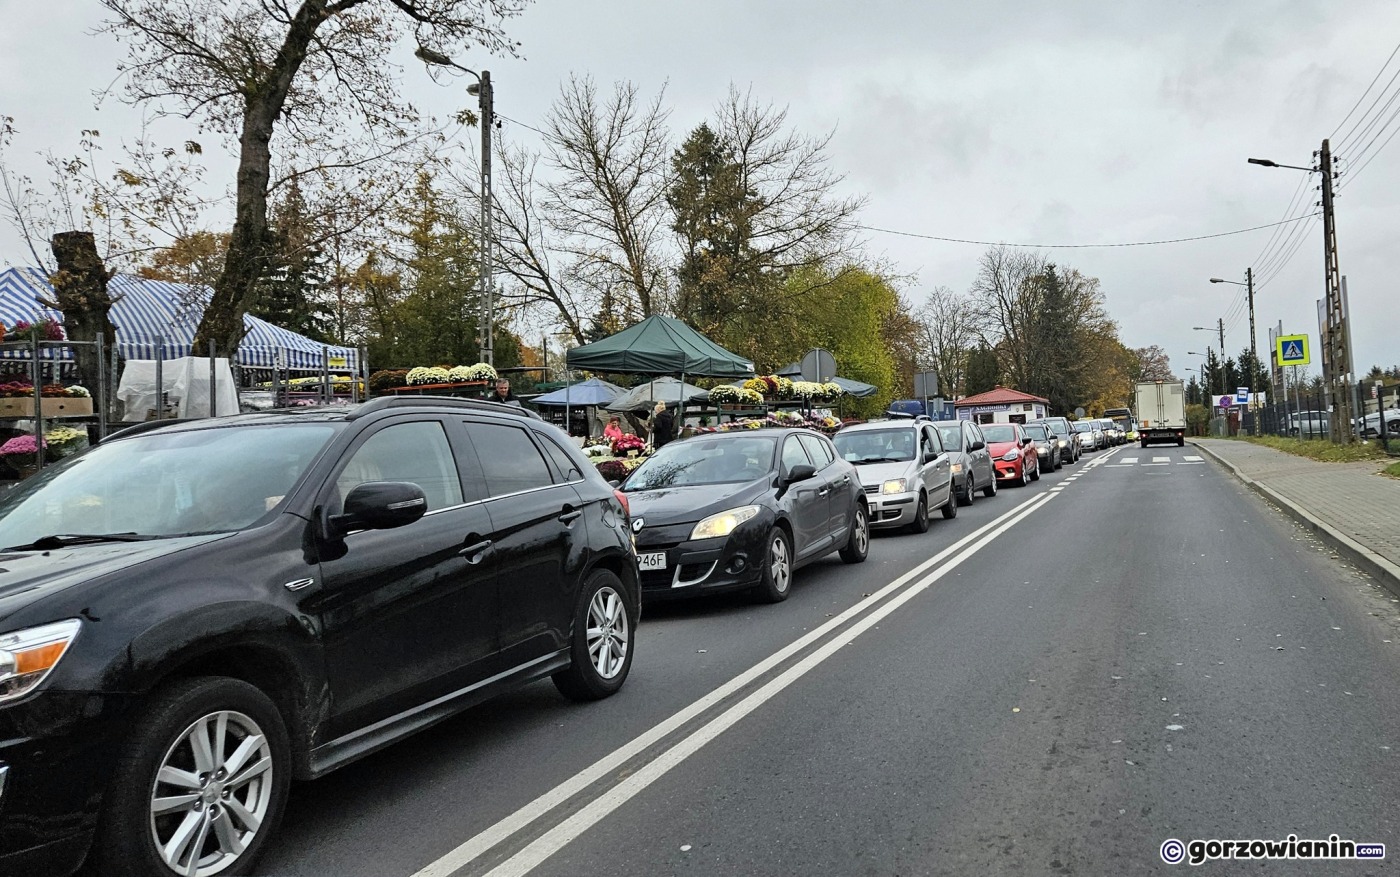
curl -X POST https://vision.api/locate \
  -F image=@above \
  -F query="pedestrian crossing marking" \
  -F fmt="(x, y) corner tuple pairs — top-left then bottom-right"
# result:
(1183, 455), (1202, 461)
(1122, 457), (1139, 463)
(1153, 457), (1170, 463)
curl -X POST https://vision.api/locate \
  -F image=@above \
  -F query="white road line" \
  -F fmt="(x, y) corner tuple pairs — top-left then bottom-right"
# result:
(410, 494), (1055, 877)
(1183, 455), (1203, 462)
(1152, 456), (1170, 463)
(480, 494), (1057, 877)
(1120, 457), (1139, 463)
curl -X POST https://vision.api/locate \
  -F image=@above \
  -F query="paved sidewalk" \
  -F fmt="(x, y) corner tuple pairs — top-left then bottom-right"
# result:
(1192, 438), (1400, 592)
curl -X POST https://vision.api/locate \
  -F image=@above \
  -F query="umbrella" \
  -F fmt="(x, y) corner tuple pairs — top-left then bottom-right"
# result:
(531, 377), (624, 407)
(605, 377), (711, 412)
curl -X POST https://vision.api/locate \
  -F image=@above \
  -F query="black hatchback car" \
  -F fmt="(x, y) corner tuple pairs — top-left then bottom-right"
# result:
(623, 428), (869, 603)
(0, 397), (639, 877)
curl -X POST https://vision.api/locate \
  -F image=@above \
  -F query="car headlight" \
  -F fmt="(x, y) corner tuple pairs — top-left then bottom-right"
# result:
(1057, 439), (1067, 447)
(0, 619), (81, 703)
(949, 462), (963, 474)
(1001, 450), (1021, 461)
(881, 478), (908, 495)
(690, 505), (761, 540)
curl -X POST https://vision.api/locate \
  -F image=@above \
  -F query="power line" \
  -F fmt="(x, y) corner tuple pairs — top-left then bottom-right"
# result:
(858, 213), (1320, 249)
(1336, 83), (1400, 166)
(1332, 39), (1400, 141)
(1335, 56), (1400, 154)
(1249, 174), (1310, 270)
(1342, 112), (1400, 185)
(496, 113), (549, 138)
(1255, 216), (1319, 292)
(1255, 208), (1317, 279)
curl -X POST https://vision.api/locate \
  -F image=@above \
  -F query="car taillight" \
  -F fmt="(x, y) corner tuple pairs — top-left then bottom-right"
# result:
(613, 489), (630, 516)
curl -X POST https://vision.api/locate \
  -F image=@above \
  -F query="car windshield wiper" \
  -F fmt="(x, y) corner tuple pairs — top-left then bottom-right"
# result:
(5, 533), (161, 551)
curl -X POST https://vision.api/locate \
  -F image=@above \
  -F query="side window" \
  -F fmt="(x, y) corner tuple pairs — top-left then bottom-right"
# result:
(815, 436), (836, 465)
(797, 434), (831, 470)
(465, 421), (555, 496)
(536, 431), (584, 482)
(335, 421), (464, 512)
(924, 427), (943, 456)
(970, 424), (985, 447)
(781, 436), (812, 472)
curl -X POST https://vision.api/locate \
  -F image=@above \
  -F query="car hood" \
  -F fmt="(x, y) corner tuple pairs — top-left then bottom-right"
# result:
(625, 480), (770, 528)
(987, 440), (1021, 456)
(849, 460), (915, 486)
(0, 534), (232, 624)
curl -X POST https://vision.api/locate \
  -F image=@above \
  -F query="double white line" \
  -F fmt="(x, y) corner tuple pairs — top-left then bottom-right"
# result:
(414, 491), (1058, 877)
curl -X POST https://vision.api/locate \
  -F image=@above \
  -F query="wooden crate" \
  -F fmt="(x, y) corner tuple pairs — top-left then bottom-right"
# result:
(0, 397), (94, 418)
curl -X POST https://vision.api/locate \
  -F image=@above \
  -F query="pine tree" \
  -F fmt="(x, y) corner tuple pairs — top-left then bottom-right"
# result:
(964, 346), (1000, 396)
(253, 178), (330, 342)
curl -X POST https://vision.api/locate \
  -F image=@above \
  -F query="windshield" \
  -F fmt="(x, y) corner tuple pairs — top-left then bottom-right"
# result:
(833, 428), (917, 463)
(981, 425), (1017, 443)
(936, 426), (963, 450)
(623, 436), (776, 490)
(1073, 422), (1094, 432)
(1024, 425), (1049, 440)
(0, 423), (338, 547)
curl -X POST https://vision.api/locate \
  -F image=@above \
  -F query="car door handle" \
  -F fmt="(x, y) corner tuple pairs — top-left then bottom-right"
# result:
(817, 487), (830, 496)
(558, 508), (582, 524)
(459, 539), (492, 562)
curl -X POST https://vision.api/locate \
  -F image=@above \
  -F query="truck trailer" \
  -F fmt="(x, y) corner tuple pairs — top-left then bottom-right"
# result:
(1134, 380), (1186, 447)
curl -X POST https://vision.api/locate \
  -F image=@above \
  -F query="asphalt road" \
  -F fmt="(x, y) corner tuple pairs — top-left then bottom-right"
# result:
(255, 445), (1400, 877)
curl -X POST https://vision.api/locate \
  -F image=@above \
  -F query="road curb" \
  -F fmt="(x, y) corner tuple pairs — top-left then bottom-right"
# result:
(1190, 440), (1400, 599)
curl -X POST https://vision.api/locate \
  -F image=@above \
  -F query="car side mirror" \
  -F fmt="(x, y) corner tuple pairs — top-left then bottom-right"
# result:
(969, 441), (984, 451)
(785, 463), (817, 485)
(328, 481), (427, 536)
(1021, 437), (1032, 447)
(923, 450), (938, 463)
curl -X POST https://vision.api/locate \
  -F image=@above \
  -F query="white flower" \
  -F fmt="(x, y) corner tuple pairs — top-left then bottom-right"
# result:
(65, 385), (90, 397)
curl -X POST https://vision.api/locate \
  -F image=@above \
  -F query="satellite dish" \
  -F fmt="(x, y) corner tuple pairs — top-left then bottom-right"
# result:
(799, 348), (837, 382)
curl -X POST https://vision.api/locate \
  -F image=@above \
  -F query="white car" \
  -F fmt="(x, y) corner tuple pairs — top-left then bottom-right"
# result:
(1356, 407), (1400, 438)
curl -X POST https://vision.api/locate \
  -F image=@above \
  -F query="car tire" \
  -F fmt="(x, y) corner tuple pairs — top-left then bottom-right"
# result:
(1140, 439), (1148, 449)
(1177, 436), (1185, 447)
(908, 492), (931, 534)
(839, 504), (870, 564)
(92, 677), (291, 877)
(958, 475), (975, 507)
(1030, 460), (1040, 481)
(1020, 463), (1030, 486)
(940, 488), (958, 519)
(982, 473), (997, 498)
(554, 570), (634, 700)
(753, 526), (795, 602)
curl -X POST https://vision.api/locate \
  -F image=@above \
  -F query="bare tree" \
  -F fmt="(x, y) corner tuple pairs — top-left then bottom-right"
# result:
(914, 285), (981, 397)
(100, 0), (528, 355)
(969, 246), (1048, 389)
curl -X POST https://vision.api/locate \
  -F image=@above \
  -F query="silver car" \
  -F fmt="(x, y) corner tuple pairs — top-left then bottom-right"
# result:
(934, 419), (998, 506)
(832, 420), (956, 533)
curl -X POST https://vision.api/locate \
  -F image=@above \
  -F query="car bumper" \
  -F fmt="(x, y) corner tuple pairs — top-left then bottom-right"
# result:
(994, 460), (1024, 480)
(864, 490), (917, 528)
(633, 522), (767, 600)
(0, 691), (134, 877)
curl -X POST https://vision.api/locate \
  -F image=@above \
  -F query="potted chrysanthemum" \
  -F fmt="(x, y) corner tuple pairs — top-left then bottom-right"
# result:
(0, 434), (47, 479)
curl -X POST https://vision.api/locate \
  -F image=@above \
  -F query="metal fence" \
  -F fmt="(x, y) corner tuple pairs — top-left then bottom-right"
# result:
(1236, 376), (1399, 452)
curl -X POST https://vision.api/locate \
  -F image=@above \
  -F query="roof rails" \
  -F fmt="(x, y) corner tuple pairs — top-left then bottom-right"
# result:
(349, 395), (543, 421)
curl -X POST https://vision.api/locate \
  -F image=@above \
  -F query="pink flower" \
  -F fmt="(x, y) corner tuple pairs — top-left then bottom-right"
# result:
(0, 434), (47, 456)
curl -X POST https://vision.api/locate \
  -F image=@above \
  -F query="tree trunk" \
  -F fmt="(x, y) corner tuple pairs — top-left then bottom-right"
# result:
(49, 231), (117, 419)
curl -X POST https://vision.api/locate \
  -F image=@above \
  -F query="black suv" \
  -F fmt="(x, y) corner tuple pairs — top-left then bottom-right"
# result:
(0, 397), (639, 877)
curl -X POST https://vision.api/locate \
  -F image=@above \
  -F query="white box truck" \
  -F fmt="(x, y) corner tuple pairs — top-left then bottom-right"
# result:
(1134, 380), (1186, 447)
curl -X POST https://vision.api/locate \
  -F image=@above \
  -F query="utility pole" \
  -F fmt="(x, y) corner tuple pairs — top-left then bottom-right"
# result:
(478, 70), (495, 366)
(1318, 138), (1352, 442)
(1246, 267), (1258, 434)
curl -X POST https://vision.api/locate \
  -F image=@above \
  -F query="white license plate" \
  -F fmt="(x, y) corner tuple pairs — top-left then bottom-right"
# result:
(637, 552), (667, 571)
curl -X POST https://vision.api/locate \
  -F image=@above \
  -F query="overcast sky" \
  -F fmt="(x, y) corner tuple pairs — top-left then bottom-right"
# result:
(3, 0), (1399, 386)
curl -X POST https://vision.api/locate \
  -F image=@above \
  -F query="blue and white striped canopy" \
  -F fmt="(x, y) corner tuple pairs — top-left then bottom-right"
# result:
(0, 267), (358, 371)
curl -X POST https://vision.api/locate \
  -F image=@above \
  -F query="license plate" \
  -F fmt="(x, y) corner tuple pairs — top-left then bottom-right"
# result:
(637, 552), (667, 571)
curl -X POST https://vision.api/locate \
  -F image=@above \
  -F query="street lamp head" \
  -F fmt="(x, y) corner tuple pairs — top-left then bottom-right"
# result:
(1192, 326), (1209, 330)
(1209, 278), (1226, 284)
(414, 46), (454, 66)
(1247, 158), (1279, 168)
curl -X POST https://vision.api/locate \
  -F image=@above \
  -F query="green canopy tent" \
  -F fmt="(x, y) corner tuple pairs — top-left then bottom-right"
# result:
(565, 315), (754, 378)
(566, 315), (753, 435)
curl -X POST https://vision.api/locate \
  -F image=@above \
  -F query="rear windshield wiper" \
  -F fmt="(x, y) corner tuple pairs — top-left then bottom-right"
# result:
(5, 533), (161, 551)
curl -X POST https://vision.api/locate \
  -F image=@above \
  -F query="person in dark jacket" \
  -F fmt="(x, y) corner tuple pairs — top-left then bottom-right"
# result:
(486, 378), (519, 404)
(651, 401), (676, 448)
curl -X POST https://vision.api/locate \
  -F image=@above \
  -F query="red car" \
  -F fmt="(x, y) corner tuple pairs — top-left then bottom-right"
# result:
(981, 422), (1040, 486)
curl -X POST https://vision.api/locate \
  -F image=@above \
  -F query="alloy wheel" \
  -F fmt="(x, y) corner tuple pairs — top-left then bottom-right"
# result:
(149, 710), (275, 877)
(586, 586), (630, 680)
(770, 533), (792, 594)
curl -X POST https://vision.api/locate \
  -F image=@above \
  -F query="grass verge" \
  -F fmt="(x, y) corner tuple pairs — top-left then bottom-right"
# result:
(1384, 461), (1400, 480)
(1222, 434), (1393, 463)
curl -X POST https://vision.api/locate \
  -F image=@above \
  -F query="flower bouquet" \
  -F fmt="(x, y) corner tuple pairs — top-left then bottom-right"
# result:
(708, 385), (763, 406)
(595, 459), (629, 482)
(44, 425), (88, 460)
(0, 434), (47, 478)
(611, 433), (647, 456)
(3, 318), (65, 344)
(406, 366), (452, 386)
(449, 363), (497, 383)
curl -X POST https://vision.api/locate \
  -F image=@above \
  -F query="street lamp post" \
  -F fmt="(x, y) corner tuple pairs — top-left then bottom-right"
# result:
(416, 47), (495, 366)
(1189, 328), (1218, 396)
(1210, 271), (1258, 434)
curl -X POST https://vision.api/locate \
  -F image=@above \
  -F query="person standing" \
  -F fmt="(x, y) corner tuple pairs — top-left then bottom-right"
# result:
(485, 378), (518, 404)
(604, 415), (625, 443)
(651, 402), (675, 448)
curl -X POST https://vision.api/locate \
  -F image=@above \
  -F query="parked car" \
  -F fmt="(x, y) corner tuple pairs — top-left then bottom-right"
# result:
(833, 419), (956, 533)
(1072, 419), (1103, 451)
(1355, 407), (1400, 438)
(1039, 416), (1080, 465)
(934, 419), (998, 506)
(1022, 422), (1061, 472)
(1097, 418), (1124, 446)
(982, 422), (1040, 485)
(1288, 410), (1330, 438)
(0, 397), (640, 877)
(623, 428), (867, 604)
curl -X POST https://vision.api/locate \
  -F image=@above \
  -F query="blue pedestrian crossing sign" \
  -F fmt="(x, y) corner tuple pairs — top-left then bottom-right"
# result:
(1276, 334), (1310, 366)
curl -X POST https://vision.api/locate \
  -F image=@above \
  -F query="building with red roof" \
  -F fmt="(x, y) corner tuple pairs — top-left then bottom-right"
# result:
(954, 386), (1050, 424)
